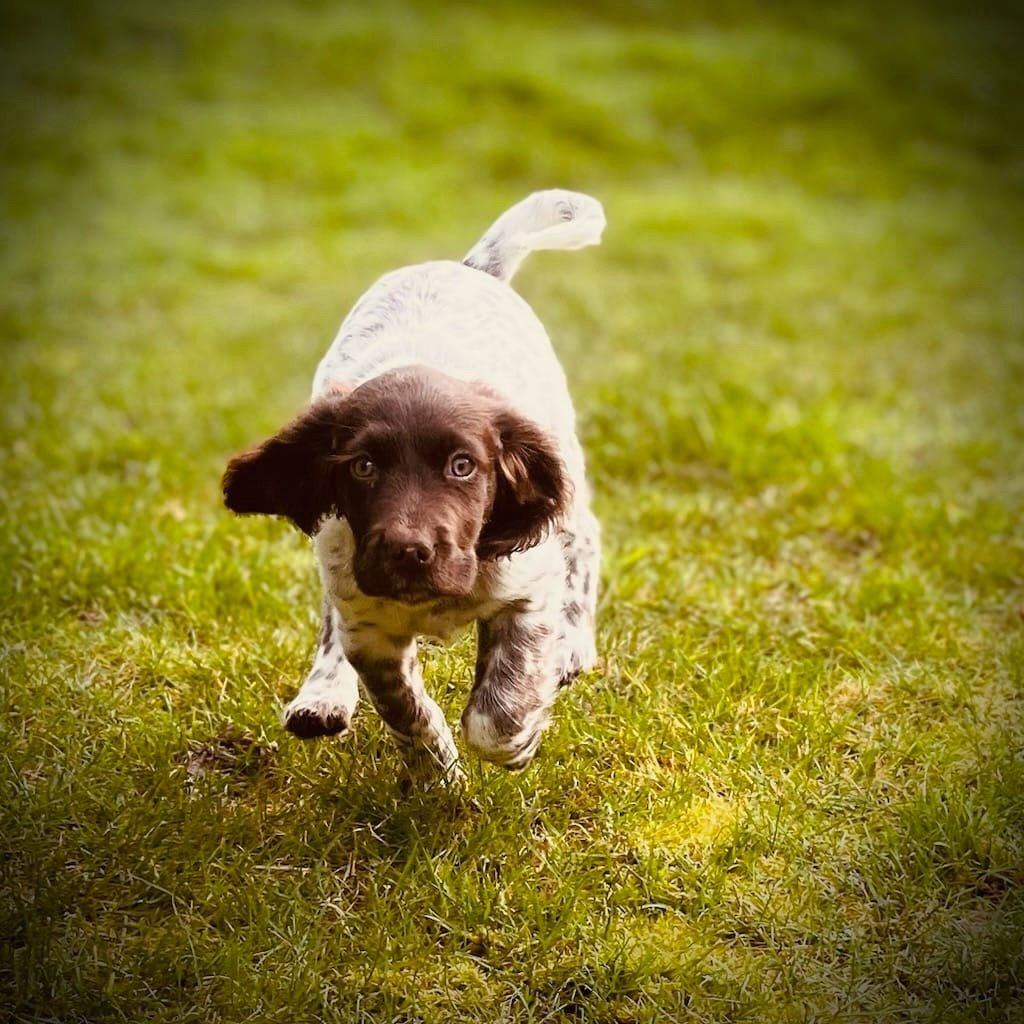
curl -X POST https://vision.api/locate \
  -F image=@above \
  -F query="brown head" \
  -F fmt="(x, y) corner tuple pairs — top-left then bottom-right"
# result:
(222, 367), (570, 603)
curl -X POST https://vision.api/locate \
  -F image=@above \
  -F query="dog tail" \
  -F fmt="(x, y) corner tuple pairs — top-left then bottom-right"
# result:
(463, 190), (605, 283)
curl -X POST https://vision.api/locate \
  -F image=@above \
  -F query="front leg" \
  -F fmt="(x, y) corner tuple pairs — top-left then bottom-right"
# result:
(344, 632), (461, 783)
(462, 606), (560, 771)
(283, 600), (360, 739)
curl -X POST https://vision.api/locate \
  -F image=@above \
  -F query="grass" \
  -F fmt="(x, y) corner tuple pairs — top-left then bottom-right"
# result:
(2, 1), (1023, 1021)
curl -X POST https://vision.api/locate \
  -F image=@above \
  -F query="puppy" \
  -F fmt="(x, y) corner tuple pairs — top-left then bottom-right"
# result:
(223, 190), (603, 780)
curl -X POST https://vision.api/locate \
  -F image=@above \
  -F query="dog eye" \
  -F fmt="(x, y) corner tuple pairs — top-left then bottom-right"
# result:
(350, 456), (376, 480)
(448, 454), (475, 479)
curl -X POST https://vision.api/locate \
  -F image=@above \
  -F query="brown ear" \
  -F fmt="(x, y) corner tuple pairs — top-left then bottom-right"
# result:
(478, 409), (571, 559)
(222, 400), (345, 536)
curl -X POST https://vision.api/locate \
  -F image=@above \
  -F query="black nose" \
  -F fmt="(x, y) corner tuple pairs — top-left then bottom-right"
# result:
(387, 538), (434, 568)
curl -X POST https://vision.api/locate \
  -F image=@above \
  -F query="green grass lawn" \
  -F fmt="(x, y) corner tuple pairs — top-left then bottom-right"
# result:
(2, 1), (1023, 1021)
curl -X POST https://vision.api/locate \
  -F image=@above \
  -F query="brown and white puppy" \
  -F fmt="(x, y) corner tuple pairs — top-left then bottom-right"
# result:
(223, 190), (604, 781)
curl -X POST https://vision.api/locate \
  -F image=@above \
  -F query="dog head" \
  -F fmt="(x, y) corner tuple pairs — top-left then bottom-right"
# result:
(222, 367), (570, 603)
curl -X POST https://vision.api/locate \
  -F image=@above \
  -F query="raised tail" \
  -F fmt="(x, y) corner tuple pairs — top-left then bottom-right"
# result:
(463, 189), (605, 283)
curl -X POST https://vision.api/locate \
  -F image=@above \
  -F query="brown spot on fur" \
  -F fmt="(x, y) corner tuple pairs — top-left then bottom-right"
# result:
(365, 674), (430, 737)
(563, 601), (584, 627)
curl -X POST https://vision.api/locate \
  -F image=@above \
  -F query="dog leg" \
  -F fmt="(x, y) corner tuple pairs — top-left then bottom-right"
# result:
(345, 634), (462, 784)
(555, 505), (600, 687)
(283, 601), (360, 739)
(462, 607), (561, 770)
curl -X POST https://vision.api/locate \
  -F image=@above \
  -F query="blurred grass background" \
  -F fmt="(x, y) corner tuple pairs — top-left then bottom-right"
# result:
(2, 1), (1022, 1021)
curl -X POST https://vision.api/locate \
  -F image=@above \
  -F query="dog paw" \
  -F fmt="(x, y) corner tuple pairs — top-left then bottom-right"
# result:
(282, 701), (352, 740)
(462, 708), (546, 770)
(398, 752), (466, 794)
(555, 633), (598, 688)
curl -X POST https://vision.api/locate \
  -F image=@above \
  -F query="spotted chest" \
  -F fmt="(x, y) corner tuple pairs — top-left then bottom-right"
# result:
(337, 591), (502, 647)
(313, 517), (558, 647)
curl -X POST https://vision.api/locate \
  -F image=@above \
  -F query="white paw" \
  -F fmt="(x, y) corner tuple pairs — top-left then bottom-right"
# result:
(283, 697), (352, 739)
(555, 628), (598, 685)
(282, 669), (359, 740)
(461, 707), (547, 771)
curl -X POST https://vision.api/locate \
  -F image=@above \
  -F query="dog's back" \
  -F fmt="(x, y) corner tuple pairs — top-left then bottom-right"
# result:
(312, 191), (605, 455)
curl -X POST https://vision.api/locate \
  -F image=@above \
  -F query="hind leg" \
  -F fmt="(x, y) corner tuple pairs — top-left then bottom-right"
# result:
(283, 600), (360, 738)
(555, 505), (600, 686)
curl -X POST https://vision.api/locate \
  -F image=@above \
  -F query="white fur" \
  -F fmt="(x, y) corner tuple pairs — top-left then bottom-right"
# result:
(462, 189), (605, 282)
(462, 705), (547, 767)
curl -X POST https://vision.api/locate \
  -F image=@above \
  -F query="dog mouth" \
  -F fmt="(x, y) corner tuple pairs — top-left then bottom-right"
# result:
(357, 578), (474, 605)
(354, 576), (423, 603)
(353, 554), (478, 605)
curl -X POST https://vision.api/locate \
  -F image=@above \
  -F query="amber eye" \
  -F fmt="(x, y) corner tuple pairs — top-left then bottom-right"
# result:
(448, 453), (476, 479)
(350, 455), (376, 481)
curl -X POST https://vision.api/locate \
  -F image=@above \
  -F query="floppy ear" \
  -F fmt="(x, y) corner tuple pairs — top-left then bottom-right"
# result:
(222, 399), (345, 536)
(477, 408), (571, 559)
